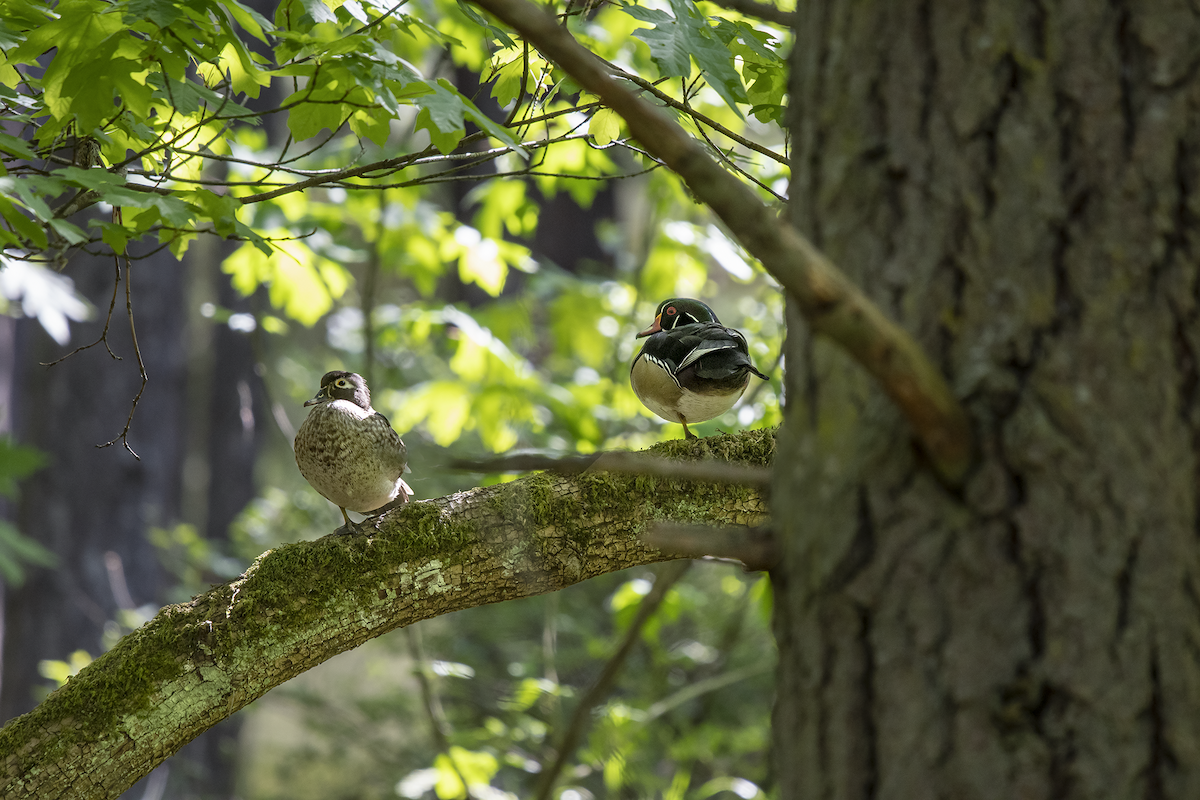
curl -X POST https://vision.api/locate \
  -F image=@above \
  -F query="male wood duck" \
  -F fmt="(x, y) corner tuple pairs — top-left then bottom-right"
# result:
(294, 371), (412, 534)
(630, 298), (768, 439)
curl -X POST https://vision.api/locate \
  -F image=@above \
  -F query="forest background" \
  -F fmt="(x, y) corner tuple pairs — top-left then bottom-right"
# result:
(0, 0), (786, 797)
(5, 0), (1196, 799)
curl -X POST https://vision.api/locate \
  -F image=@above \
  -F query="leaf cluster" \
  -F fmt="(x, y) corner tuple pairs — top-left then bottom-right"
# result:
(0, 0), (789, 263)
(0, 436), (54, 586)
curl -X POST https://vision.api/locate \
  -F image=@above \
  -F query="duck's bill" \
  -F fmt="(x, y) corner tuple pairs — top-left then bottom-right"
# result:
(636, 314), (663, 338)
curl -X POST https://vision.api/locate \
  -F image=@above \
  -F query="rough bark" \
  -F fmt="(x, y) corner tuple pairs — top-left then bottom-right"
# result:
(0, 429), (771, 800)
(774, 2), (1200, 798)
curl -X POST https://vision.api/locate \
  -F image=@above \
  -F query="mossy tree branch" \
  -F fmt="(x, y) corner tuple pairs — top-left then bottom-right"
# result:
(0, 430), (773, 800)
(468, 0), (973, 484)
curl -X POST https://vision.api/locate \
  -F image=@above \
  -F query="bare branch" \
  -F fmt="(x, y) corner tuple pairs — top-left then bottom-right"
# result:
(642, 522), (779, 571)
(405, 627), (481, 800)
(699, 0), (796, 27)
(96, 255), (148, 459)
(40, 257), (123, 367)
(534, 560), (691, 800)
(643, 661), (772, 721)
(450, 448), (772, 487)
(607, 66), (789, 169)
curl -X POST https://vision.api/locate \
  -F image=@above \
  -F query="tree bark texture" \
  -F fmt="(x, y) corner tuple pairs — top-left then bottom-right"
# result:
(0, 430), (771, 800)
(775, 2), (1200, 798)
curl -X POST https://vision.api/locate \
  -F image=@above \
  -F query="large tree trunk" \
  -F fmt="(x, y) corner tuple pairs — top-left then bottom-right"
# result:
(774, 2), (1200, 797)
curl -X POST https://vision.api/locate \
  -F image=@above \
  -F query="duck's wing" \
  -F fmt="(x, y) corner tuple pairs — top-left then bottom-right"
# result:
(675, 325), (746, 372)
(367, 409), (410, 477)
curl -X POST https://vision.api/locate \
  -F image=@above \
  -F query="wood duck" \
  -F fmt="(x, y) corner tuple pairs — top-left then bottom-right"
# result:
(294, 371), (412, 534)
(630, 298), (768, 439)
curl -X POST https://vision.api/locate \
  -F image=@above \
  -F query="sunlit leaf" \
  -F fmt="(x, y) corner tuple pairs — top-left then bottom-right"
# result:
(223, 237), (349, 326)
(588, 107), (621, 146)
(37, 650), (92, 688)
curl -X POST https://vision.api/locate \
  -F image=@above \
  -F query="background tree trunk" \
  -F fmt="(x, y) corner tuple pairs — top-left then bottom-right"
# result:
(2, 244), (184, 725)
(0, 237), (266, 799)
(774, 2), (1200, 797)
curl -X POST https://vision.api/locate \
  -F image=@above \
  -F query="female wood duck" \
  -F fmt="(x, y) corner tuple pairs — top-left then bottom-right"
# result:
(631, 298), (768, 439)
(295, 371), (412, 534)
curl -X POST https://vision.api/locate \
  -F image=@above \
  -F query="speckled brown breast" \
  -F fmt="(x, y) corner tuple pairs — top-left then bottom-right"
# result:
(294, 399), (409, 513)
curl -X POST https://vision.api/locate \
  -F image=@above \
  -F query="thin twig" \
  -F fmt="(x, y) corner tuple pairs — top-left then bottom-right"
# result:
(643, 661), (772, 721)
(405, 626), (479, 800)
(695, 120), (786, 203)
(97, 254), (148, 459)
(533, 560), (691, 800)
(699, 0), (796, 27)
(607, 65), (789, 168)
(355, 0), (411, 37)
(41, 257), (123, 366)
(501, 41), (531, 127)
(449, 449), (771, 487)
(362, 192), (383, 387)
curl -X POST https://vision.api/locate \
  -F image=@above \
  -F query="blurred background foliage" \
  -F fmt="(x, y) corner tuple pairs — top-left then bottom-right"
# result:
(3, 0), (789, 795)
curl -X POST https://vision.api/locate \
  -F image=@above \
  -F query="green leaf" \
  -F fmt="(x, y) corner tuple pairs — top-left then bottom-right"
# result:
(415, 83), (467, 137)
(186, 188), (242, 237)
(621, 5), (673, 25)
(712, 19), (781, 62)
(416, 80), (526, 157)
(218, 40), (272, 99)
(47, 217), (87, 245)
(0, 132), (35, 159)
(284, 92), (348, 141)
(222, 237), (349, 326)
(108, 61), (155, 119)
(52, 165), (126, 193)
(45, 40), (124, 130)
(457, 239), (507, 296)
(627, 0), (747, 115)
(146, 194), (196, 227)
(124, 0), (183, 28)
(455, 0), (515, 48)
(0, 437), (45, 498)
(348, 107), (391, 147)
(97, 220), (131, 252)
(0, 521), (56, 587)
(299, 0), (337, 24)
(0, 197), (48, 249)
(489, 52), (526, 108)
(148, 72), (257, 120)
(589, 107), (621, 146)
(628, 9), (691, 79)
(390, 380), (471, 446)
(223, 0), (275, 43)
(433, 747), (499, 799)
(414, 106), (464, 155)
(10, 1), (130, 129)
(6, 0), (122, 68)
(9, 176), (59, 222)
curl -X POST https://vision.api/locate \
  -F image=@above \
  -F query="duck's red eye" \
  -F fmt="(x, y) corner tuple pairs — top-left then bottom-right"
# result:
(665, 307), (676, 315)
